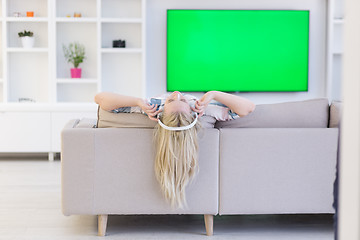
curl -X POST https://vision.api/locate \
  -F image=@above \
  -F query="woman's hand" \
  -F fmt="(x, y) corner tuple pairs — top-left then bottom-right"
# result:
(137, 99), (162, 121)
(192, 91), (216, 116)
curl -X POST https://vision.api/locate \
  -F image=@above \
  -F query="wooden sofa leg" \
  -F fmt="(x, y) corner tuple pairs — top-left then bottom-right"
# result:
(204, 214), (213, 236)
(98, 214), (108, 236)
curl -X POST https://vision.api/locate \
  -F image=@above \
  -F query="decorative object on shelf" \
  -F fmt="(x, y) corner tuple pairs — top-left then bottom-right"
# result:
(13, 12), (21, 17)
(66, 14), (71, 18)
(113, 39), (126, 48)
(74, 12), (82, 18)
(26, 11), (34, 17)
(18, 30), (35, 48)
(63, 42), (86, 78)
(18, 97), (36, 103)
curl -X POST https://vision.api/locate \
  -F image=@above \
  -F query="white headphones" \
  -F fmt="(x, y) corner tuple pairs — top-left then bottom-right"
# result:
(157, 112), (198, 131)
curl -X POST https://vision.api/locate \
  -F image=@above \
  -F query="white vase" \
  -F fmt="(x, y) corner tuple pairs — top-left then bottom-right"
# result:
(20, 36), (35, 48)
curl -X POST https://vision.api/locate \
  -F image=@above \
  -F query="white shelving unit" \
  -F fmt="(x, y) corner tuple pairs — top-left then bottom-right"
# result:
(0, 0), (145, 105)
(0, 0), (146, 158)
(327, 0), (344, 101)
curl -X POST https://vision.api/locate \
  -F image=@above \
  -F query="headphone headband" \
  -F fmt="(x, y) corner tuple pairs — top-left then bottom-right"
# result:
(157, 113), (198, 131)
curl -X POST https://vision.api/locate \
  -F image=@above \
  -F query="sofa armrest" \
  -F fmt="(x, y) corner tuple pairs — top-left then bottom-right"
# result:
(63, 119), (80, 129)
(61, 127), (96, 216)
(76, 118), (97, 128)
(63, 118), (97, 129)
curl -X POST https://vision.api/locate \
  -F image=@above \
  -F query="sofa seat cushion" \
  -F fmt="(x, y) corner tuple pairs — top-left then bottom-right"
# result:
(97, 107), (216, 128)
(215, 98), (329, 128)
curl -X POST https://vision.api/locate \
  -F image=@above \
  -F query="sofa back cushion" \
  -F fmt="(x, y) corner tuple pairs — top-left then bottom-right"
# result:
(97, 107), (157, 128)
(215, 98), (329, 128)
(97, 107), (216, 128)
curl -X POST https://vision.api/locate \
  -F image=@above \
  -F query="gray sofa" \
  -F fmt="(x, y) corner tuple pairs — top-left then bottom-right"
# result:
(61, 98), (340, 236)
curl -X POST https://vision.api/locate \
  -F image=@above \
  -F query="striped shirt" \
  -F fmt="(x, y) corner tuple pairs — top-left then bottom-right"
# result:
(110, 94), (238, 121)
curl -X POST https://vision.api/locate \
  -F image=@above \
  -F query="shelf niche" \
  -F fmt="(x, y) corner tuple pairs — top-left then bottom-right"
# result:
(7, 22), (48, 48)
(56, 22), (97, 79)
(101, 22), (142, 49)
(6, 0), (48, 17)
(0, 83), (3, 103)
(101, 0), (142, 19)
(8, 52), (49, 103)
(101, 53), (142, 98)
(333, 23), (343, 54)
(333, 0), (344, 20)
(56, 0), (96, 18)
(57, 83), (97, 103)
(331, 54), (342, 101)
(0, 24), (3, 77)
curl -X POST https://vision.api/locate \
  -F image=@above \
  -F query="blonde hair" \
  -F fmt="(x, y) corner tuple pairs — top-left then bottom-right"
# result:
(154, 112), (201, 209)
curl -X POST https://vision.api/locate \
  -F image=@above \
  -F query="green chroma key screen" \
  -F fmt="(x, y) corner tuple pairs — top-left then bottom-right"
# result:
(166, 10), (309, 92)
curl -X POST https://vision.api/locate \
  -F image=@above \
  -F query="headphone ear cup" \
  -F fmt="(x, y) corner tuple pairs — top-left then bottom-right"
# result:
(191, 111), (199, 117)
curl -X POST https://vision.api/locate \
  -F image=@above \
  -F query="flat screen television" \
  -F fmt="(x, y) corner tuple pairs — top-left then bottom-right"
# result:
(166, 10), (310, 92)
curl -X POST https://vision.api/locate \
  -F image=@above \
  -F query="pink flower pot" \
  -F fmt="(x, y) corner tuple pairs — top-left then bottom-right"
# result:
(71, 68), (82, 78)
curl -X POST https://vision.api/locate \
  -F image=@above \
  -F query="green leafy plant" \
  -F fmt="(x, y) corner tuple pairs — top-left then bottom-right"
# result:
(62, 42), (85, 68)
(18, 30), (33, 37)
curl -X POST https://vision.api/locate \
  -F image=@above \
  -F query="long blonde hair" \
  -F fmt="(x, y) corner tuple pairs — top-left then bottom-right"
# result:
(154, 112), (201, 209)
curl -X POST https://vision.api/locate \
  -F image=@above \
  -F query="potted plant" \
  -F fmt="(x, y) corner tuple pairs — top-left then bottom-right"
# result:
(18, 30), (34, 48)
(63, 42), (85, 78)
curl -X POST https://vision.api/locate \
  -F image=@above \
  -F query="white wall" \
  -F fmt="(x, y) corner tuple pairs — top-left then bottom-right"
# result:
(146, 0), (326, 104)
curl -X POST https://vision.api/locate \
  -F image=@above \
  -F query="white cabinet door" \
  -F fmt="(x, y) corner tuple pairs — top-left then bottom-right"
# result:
(0, 112), (51, 152)
(51, 112), (97, 152)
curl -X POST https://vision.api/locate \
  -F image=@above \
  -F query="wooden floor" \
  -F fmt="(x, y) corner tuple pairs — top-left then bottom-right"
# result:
(0, 158), (335, 239)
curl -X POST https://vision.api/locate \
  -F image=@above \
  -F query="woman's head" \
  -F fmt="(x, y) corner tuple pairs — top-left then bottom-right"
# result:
(154, 110), (201, 209)
(163, 91), (191, 114)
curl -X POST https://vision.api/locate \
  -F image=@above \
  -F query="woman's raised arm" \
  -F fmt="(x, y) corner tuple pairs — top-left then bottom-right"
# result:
(94, 92), (162, 121)
(94, 92), (142, 111)
(194, 91), (255, 117)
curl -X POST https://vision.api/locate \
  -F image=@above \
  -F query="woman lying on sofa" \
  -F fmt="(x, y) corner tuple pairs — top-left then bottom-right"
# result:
(94, 91), (255, 209)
